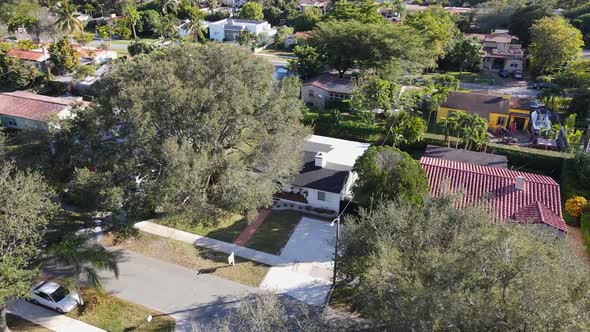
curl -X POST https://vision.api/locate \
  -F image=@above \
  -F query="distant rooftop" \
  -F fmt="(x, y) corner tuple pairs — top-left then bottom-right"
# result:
(302, 73), (355, 95)
(0, 91), (79, 122)
(424, 145), (508, 168)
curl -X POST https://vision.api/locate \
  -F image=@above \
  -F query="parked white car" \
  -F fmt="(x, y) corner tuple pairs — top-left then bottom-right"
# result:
(29, 281), (80, 313)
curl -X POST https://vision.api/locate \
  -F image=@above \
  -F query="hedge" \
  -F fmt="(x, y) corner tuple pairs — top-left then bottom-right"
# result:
(581, 212), (590, 253)
(304, 112), (384, 142)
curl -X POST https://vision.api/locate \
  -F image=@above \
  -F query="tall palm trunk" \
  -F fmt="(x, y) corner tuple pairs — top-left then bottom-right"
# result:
(132, 24), (137, 39)
(0, 304), (9, 332)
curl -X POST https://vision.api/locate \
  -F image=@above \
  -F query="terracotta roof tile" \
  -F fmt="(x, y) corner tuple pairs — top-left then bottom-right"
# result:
(420, 157), (567, 232)
(7, 49), (48, 62)
(0, 91), (75, 122)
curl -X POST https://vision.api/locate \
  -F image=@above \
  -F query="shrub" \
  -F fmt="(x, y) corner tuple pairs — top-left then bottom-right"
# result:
(128, 41), (155, 56)
(565, 196), (588, 219)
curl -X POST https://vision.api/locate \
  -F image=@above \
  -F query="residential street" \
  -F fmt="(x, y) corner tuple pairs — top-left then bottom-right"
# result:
(99, 249), (260, 331)
(45, 248), (260, 331)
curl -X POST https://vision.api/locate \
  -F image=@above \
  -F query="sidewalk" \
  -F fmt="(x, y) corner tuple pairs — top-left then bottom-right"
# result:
(8, 299), (106, 332)
(135, 221), (292, 266)
(233, 209), (270, 246)
(134, 220), (334, 307)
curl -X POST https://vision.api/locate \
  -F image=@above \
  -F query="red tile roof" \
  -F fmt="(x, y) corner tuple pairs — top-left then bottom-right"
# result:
(7, 49), (48, 62)
(0, 91), (75, 122)
(420, 157), (567, 232)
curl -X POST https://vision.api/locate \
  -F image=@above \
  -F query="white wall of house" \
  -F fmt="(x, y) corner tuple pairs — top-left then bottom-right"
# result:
(305, 188), (341, 212)
(301, 85), (328, 109)
(0, 115), (48, 131)
(209, 22), (226, 41)
(503, 59), (523, 72)
(208, 19), (277, 42)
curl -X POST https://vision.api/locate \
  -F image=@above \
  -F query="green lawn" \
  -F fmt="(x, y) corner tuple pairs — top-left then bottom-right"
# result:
(6, 314), (51, 332)
(66, 288), (175, 331)
(156, 213), (249, 243)
(246, 210), (302, 255)
(446, 71), (505, 86)
(102, 231), (269, 286)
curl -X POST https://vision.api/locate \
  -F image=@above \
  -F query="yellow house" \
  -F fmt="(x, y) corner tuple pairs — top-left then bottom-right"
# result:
(437, 91), (531, 132)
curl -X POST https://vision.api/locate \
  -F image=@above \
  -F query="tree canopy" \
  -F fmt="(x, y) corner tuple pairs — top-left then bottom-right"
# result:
(338, 197), (590, 331)
(406, 5), (458, 59)
(352, 146), (428, 208)
(239, 2), (264, 21)
(310, 20), (434, 77)
(0, 162), (57, 332)
(49, 37), (79, 75)
(58, 43), (310, 223)
(529, 16), (583, 75)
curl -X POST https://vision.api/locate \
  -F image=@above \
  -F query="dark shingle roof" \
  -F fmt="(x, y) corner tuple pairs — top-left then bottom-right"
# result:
(441, 91), (509, 117)
(292, 162), (349, 194)
(424, 145), (508, 168)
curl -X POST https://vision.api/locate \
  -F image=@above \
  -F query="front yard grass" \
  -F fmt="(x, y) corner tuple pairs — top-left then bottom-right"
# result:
(328, 283), (357, 313)
(65, 288), (175, 331)
(245, 210), (302, 255)
(156, 213), (248, 243)
(6, 314), (51, 332)
(101, 232), (269, 287)
(446, 71), (505, 86)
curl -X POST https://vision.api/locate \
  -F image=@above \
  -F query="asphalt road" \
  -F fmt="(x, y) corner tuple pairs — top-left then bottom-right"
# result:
(45, 248), (260, 331)
(98, 249), (260, 331)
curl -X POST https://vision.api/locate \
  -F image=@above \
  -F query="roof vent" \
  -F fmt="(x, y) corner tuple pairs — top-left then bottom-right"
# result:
(515, 176), (525, 191)
(315, 152), (327, 168)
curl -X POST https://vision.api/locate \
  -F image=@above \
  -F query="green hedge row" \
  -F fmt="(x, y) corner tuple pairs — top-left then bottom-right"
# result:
(581, 212), (590, 253)
(304, 112), (384, 142)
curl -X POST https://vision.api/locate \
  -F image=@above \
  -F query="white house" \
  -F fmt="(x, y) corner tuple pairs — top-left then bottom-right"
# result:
(0, 91), (84, 131)
(275, 135), (370, 214)
(208, 18), (277, 43)
(74, 46), (117, 65)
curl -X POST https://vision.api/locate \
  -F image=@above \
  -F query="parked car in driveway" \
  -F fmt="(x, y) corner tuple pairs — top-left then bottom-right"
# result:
(532, 82), (558, 90)
(29, 281), (80, 313)
(513, 70), (523, 79)
(498, 70), (510, 78)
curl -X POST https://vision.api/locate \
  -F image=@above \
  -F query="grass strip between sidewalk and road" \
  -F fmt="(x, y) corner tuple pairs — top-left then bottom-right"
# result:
(101, 232), (270, 287)
(6, 314), (51, 332)
(65, 288), (175, 332)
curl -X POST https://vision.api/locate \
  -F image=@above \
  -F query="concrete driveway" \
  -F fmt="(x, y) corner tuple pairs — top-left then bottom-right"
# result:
(260, 217), (337, 306)
(280, 217), (336, 264)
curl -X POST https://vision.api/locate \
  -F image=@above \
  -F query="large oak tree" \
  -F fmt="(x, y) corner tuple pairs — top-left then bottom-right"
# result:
(59, 43), (310, 223)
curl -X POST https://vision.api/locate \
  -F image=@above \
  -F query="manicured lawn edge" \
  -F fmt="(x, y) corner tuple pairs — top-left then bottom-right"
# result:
(101, 232), (269, 287)
(66, 288), (175, 332)
(245, 210), (303, 255)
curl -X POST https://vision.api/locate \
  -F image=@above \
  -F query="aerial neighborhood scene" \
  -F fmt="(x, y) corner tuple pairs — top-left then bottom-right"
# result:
(3, 0), (590, 331)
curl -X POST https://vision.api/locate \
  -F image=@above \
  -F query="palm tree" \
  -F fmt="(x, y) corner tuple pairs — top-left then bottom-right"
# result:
(454, 112), (471, 149)
(427, 86), (450, 129)
(47, 234), (119, 305)
(162, 0), (180, 15)
(186, 7), (207, 43)
(54, 0), (84, 37)
(124, 5), (141, 40)
(462, 114), (487, 150)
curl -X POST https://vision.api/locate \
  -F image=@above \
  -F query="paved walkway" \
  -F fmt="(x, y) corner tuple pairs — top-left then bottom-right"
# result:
(233, 209), (271, 246)
(259, 217), (336, 306)
(135, 221), (292, 266)
(8, 299), (106, 332)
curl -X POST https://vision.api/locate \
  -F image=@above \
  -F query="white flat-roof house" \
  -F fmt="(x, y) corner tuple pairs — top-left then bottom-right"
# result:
(208, 18), (277, 43)
(275, 135), (370, 214)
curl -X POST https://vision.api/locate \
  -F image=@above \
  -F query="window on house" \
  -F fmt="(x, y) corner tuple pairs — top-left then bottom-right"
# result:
(308, 90), (314, 97)
(4, 117), (17, 127)
(496, 117), (506, 126)
(317, 191), (326, 201)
